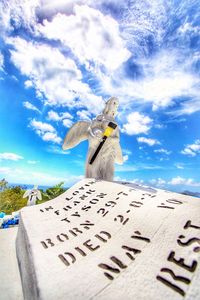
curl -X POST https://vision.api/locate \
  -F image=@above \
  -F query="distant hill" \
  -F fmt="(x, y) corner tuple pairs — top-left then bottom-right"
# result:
(181, 190), (200, 198)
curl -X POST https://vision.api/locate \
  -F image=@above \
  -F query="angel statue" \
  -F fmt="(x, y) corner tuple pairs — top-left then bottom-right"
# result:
(23, 185), (42, 206)
(62, 97), (123, 181)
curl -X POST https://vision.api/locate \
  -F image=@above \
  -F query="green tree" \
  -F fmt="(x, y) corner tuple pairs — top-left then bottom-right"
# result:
(0, 178), (8, 191)
(39, 182), (66, 202)
(0, 186), (26, 214)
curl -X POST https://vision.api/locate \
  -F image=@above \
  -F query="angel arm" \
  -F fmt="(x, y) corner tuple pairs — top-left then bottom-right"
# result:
(62, 121), (91, 150)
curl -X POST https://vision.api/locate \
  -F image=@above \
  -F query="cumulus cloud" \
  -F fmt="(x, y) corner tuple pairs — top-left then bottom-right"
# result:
(77, 110), (91, 121)
(169, 176), (200, 187)
(150, 178), (166, 186)
(181, 140), (200, 157)
(0, 52), (4, 70)
(39, 5), (131, 72)
(47, 110), (73, 122)
(47, 110), (73, 128)
(0, 0), (39, 34)
(30, 119), (62, 144)
(137, 137), (160, 146)
(62, 119), (73, 128)
(23, 101), (40, 113)
(174, 163), (184, 169)
(0, 167), (12, 174)
(123, 149), (132, 155)
(154, 148), (171, 155)
(7, 37), (104, 114)
(122, 112), (152, 135)
(47, 110), (61, 121)
(123, 154), (129, 162)
(0, 165), (83, 186)
(0, 152), (24, 161)
(27, 160), (39, 164)
(100, 50), (200, 114)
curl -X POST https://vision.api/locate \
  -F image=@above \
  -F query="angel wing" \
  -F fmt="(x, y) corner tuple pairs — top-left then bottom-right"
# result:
(23, 189), (31, 198)
(115, 142), (124, 164)
(36, 190), (42, 200)
(62, 121), (90, 150)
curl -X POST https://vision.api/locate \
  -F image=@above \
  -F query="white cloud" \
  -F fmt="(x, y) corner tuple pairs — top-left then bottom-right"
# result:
(122, 112), (152, 135)
(30, 119), (62, 144)
(154, 148), (171, 155)
(47, 110), (61, 121)
(42, 132), (62, 144)
(169, 177), (200, 187)
(0, 0), (39, 34)
(0, 167), (12, 174)
(137, 137), (160, 146)
(39, 5), (131, 72)
(27, 160), (39, 164)
(7, 37), (104, 114)
(47, 110), (73, 121)
(171, 97), (200, 116)
(62, 119), (73, 128)
(47, 145), (70, 155)
(2, 1), (200, 116)
(0, 165), (83, 186)
(0, 52), (4, 70)
(150, 178), (166, 186)
(0, 152), (24, 161)
(100, 50), (200, 114)
(23, 101), (40, 113)
(47, 110), (73, 128)
(123, 155), (128, 162)
(61, 112), (73, 119)
(181, 140), (200, 157)
(77, 110), (91, 121)
(123, 149), (132, 155)
(30, 119), (55, 133)
(175, 163), (184, 169)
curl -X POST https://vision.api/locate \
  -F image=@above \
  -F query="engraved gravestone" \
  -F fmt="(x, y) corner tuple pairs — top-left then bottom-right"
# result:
(16, 179), (200, 300)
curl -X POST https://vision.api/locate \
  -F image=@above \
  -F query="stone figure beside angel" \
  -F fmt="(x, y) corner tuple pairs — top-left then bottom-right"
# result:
(62, 97), (124, 181)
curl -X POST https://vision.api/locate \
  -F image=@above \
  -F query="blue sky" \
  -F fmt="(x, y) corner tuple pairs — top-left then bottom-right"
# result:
(0, 0), (200, 192)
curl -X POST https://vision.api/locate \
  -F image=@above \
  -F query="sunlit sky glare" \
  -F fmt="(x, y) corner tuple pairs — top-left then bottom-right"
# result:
(0, 0), (200, 192)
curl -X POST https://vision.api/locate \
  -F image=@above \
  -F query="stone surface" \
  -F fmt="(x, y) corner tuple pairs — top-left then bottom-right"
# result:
(0, 227), (23, 300)
(15, 179), (200, 300)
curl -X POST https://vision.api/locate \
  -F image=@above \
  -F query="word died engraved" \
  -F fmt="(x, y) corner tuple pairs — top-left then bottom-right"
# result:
(98, 230), (151, 280)
(58, 231), (111, 267)
(157, 220), (200, 296)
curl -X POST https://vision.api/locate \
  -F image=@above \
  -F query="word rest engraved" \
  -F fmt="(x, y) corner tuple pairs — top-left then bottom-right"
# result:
(16, 178), (200, 300)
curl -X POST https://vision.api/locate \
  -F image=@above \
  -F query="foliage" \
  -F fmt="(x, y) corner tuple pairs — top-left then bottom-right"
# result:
(0, 178), (8, 191)
(0, 185), (26, 214)
(39, 182), (66, 203)
(0, 180), (68, 214)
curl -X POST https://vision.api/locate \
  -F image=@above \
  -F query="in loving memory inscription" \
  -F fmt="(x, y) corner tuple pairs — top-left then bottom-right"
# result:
(17, 179), (200, 300)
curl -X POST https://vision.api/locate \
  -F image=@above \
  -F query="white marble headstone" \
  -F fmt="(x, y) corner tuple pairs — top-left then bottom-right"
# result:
(16, 179), (200, 300)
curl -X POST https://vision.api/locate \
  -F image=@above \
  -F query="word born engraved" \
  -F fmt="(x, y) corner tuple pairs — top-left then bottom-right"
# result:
(98, 230), (151, 280)
(40, 220), (94, 249)
(157, 220), (200, 296)
(58, 231), (111, 267)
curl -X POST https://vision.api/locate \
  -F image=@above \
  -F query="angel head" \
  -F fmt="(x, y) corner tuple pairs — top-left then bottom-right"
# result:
(103, 97), (119, 119)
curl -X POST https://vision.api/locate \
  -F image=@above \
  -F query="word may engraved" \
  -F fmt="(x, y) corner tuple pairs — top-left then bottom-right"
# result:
(58, 230), (111, 267)
(157, 220), (200, 296)
(98, 230), (151, 280)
